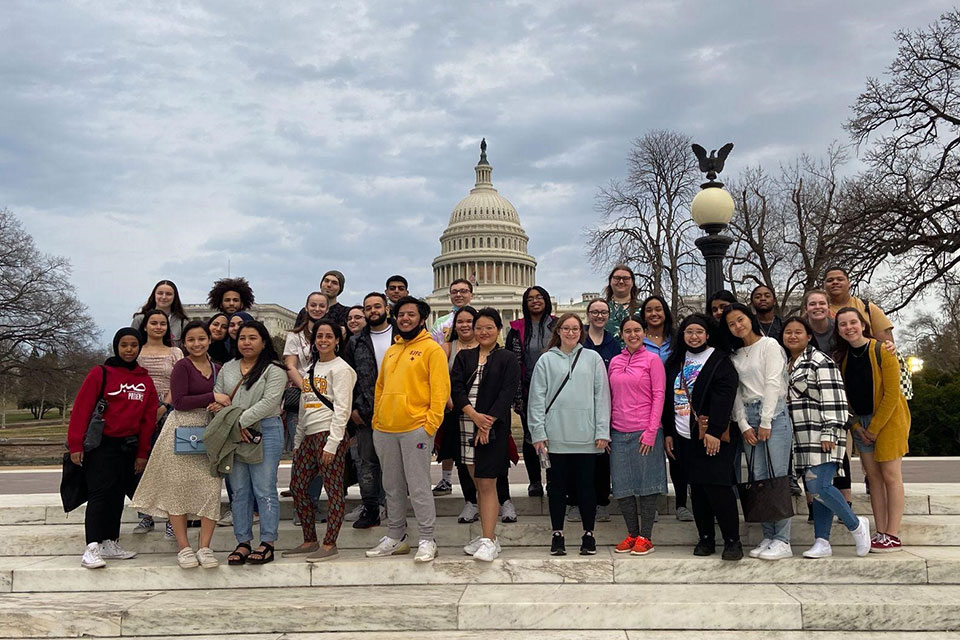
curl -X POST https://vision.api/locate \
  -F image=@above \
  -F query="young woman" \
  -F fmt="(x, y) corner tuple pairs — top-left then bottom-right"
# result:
(227, 311), (255, 347)
(132, 309), (184, 536)
(835, 307), (911, 552)
(206, 313), (230, 366)
(346, 305), (366, 337)
(282, 319), (357, 562)
(663, 315), (742, 561)
(603, 264), (640, 345)
(528, 313), (611, 556)
(608, 317), (666, 556)
(130, 321), (227, 568)
(67, 328), (157, 569)
(436, 307), (479, 501)
(722, 303), (793, 561)
(638, 295), (673, 363)
(132, 280), (190, 346)
(284, 292), (329, 450)
(452, 308), (521, 561)
(782, 316), (872, 558)
(212, 321), (286, 566)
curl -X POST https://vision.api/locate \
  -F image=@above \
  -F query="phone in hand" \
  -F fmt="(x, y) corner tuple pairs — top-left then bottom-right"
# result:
(246, 428), (262, 444)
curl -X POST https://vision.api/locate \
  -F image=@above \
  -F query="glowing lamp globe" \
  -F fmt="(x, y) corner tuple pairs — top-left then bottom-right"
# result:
(691, 186), (735, 229)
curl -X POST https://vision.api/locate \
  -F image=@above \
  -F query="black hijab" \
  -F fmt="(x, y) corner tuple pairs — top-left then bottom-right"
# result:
(207, 313), (231, 365)
(105, 327), (144, 370)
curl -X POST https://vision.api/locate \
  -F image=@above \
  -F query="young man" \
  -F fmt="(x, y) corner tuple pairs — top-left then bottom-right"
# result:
(343, 292), (395, 529)
(320, 270), (349, 327)
(505, 285), (556, 497)
(430, 278), (474, 344)
(384, 275), (409, 308)
(366, 296), (449, 562)
(207, 277), (255, 314)
(823, 267), (894, 342)
(750, 285), (784, 344)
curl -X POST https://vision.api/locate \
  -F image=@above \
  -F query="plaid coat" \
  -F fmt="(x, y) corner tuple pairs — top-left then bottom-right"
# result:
(787, 345), (849, 472)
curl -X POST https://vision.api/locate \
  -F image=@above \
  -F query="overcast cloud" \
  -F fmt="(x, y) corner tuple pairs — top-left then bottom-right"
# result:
(0, 0), (953, 336)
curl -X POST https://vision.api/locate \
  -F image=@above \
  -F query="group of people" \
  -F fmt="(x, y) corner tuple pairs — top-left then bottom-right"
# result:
(65, 262), (910, 569)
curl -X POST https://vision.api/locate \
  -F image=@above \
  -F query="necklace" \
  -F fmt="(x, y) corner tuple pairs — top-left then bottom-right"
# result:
(851, 343), (870, 358)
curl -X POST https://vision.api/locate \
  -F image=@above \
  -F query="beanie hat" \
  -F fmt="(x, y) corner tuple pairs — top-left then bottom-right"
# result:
(323, 270), (345, 294)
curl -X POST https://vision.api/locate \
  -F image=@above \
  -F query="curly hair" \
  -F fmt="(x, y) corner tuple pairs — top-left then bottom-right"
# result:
(207, 277), (255, 312)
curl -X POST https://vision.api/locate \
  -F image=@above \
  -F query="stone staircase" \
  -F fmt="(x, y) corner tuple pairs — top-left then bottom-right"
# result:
(2, 484), (960, 638)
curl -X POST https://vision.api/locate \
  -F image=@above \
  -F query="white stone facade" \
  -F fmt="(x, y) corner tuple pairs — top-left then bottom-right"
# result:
(181, 302), (297, 338)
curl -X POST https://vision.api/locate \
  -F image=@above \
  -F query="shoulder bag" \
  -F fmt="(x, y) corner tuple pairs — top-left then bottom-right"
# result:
(81, 366), (109, 452)
(679, 357), (730, 443)
(174, 361), (231, 455)
(737, 440), (794, 522)
(545, 349), (582, 415)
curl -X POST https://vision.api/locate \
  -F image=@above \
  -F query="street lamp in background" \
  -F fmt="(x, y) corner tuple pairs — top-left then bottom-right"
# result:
(691, 142), (736, 301)
(906, 356), (924, 374)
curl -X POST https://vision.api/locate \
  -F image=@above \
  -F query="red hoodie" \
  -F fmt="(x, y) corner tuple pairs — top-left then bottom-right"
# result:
(67, 364), (159, 458)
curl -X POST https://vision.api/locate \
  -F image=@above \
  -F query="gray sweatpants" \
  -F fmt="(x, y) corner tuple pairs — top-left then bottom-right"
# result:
(373, 427), (436, 541)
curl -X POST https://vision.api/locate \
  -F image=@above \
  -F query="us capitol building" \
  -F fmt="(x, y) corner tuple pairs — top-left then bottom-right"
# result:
(425, 140), (592, 327)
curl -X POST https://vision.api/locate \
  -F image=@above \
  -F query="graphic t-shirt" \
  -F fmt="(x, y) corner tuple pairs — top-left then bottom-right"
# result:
(673, 348), (714, 439)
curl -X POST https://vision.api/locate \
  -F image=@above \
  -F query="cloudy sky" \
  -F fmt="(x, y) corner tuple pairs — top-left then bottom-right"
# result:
(0, 0), (953, 337)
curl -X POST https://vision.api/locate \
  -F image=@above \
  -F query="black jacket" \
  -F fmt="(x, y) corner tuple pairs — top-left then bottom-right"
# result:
(450, 346), (521, 433)
(662, 350), (738, 441)
(343, 323), (397, 425)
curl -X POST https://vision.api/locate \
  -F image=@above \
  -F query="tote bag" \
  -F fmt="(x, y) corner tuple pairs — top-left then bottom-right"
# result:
(738, 441), (794, 523)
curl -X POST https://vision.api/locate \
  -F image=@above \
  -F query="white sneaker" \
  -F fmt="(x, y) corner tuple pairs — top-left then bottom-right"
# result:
(473, 537), (499, 562)
(100, 539), (137, 560)
(415, 539), (438, 563)
(851, 516), (872, 557)
(177, 547), (199, 569)
(464, 535), (502, 556)
(81, 542), (105, 569)
(802, 538), (833, 559)
(749, 538), (773, 558)
(345, 504), (365, 522)
(366, 534), (410, 557)
(759, 540), (793, 561)
(217, 510), (233, 526)
(196, 547), (219, 568)
(458, 502), (479, 524)
(500, 500), (518, 523)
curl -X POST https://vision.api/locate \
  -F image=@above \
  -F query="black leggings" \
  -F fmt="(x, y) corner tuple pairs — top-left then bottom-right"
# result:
(690, 483), (740, 544)
(519, 409), (542, 486)
(567, 450), (611, 508)
(84, 436), (137, 545)
(547, 453), (597, 532)
(457, 462), (511, 505)
(669, 443), (689, 509)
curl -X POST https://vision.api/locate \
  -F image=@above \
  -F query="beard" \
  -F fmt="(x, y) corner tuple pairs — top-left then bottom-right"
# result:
(366, 310), (386, 326)
(397, 322), (424, 341)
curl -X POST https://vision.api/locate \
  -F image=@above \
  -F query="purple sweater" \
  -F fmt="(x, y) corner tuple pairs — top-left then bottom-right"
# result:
(170, 358), (218, 411)
(608, 347), (666, 446)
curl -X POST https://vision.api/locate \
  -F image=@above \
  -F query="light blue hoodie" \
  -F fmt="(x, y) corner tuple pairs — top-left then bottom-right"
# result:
(527, 344), (611, 454)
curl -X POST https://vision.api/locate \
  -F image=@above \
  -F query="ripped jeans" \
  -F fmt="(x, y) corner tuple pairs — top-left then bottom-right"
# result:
(804, 462), (860, 541)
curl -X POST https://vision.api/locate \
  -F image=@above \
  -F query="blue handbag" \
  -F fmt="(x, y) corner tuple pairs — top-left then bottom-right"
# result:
(173, 359), (218, 455)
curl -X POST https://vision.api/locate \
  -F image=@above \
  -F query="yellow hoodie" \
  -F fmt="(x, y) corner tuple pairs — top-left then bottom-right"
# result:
(373, 328), (451, 435)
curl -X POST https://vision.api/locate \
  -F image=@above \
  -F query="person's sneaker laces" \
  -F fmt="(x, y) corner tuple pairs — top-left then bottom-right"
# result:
(630, 536), (655, 556)
(458, 502), (479, 524)
(132, 516), (154, 534)
(802, 538), (833, 559)
(852, 516), (872, 557)
(432, 478), (453, 496)
(499, 500), (518, 523)
(81, 542), (105, 569)
(675, 506), (694, 522)
(595, 505), (611, 522)
(414, 539), (438, 562)
(164, 522), (176, 540)
(579, 533), (597, 555)
(614, 535), (638, 554)
(100, 539), (137, 560)
(366, 534), (410, 557)
(550, 532), (566, 556)
(566, 506), (581, 522)
(345, 504), (365, 522)
(177, 547), (199, 569)
(871, 532), (902, 553)
(759, 539), (793, 560)
(749, 538), (773, 558)
(472, 537), (499, 562)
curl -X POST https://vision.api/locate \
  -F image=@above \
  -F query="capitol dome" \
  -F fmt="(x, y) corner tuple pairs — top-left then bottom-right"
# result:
(430, 140), (537, 295)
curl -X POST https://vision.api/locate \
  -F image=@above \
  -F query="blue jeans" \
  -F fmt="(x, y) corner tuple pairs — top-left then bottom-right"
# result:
(742, 400), (793, 544)
(851, 414), (875, 454)
(804, 462), (860, 541)
(230, 416), (283, 544)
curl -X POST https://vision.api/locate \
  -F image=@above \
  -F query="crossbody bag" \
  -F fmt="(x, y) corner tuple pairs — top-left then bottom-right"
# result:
(545, 349), (582, 414)
(81, 366), (109, 452)
(174, 361), (228, 455)
(679, 358), (731, 443)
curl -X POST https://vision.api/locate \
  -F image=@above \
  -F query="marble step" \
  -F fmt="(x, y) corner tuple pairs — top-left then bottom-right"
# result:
(2, 485), (950, 525)
(22, 634), (960, 640)
(4, 583), (960, 636)
(2, 513), (958, 557)
(3, 546), (952, 594)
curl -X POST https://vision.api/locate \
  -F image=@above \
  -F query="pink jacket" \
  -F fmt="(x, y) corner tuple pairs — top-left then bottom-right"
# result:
(608, 347), (666, 446)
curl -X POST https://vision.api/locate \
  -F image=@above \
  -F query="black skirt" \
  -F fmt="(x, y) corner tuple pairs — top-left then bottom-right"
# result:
(683, 427), (741, 487)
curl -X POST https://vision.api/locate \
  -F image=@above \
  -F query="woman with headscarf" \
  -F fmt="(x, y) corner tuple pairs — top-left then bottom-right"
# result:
(206, 313), (231, 366)
(67, 328), (159, 569)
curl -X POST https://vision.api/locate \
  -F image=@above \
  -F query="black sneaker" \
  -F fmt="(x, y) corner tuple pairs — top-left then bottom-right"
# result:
(528, 482), (544, 497)
(550, 533), (566, 556)
(693, 539), (715, 556)
(721, 540), (743, 561)
(352, 506), (381, 529)
(579, 533), (597, 556)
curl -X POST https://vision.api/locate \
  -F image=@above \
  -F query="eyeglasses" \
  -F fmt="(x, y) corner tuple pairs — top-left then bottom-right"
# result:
(559, 327), (581, 334)
(611, 276), (632, 283)
(588, 310), (609, 317)
(450, 288), (471, 295)
(527, 295), (544, 302)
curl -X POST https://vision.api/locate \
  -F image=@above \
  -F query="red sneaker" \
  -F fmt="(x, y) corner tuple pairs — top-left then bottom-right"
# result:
(615, 535), (638, 553)
(631, 536), (655, 556)
(871, 533), (902, 553)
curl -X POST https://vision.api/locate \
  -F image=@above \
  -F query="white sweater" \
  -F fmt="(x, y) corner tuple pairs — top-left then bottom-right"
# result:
(296, 356), (357, 454)
(730, 336), (787, 432)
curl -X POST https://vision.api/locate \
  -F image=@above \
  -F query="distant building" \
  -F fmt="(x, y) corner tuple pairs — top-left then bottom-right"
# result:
(181, 303), (297, 338)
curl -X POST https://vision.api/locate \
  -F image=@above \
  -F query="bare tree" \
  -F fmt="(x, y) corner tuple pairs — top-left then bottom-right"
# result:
(842, 9), (960, 313)
(586, 129), (701, 312)
(0, 208), (99, 378)
(909, 274), (960, 375)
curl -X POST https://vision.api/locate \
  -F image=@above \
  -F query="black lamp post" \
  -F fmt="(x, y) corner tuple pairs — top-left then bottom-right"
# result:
(690, 143), (735, 302)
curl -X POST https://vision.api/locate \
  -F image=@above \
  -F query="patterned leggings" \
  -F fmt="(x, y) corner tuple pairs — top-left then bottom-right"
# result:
(290, 432), (347, 546)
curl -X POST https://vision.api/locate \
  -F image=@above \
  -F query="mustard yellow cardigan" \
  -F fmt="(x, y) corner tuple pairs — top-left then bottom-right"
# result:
(841, 339), (910, 462)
